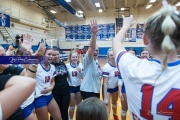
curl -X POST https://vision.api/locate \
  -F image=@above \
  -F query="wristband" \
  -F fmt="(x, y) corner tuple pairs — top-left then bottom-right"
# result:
(28, 68), (37, 73)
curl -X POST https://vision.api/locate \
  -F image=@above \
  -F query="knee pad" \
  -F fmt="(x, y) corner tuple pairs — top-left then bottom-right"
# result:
(112, 104), (117, 108)
(69, 106), (75, 111)
(121, 110), (127, 117)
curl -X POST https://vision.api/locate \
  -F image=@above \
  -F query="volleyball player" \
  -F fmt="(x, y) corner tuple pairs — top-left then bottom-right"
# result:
(34, 48), (62, 120)
(66, 50), (83, 120)
(102, 48), (121, 120)
(113, 4), (180, 119)
(140, 48), (150, 59)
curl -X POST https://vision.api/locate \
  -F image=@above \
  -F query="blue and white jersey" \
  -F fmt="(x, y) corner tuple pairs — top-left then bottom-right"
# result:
(35, 64), (56, 98)
(21, 92), (34, 109)
(66, 62), (83, 86)
(102, 62), (122, 88)
(116, 50), (180, 120)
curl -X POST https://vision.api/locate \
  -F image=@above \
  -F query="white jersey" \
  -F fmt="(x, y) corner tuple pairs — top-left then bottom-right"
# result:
(80, 52), (102, 93)
(116, 50), (180, 120)
(102, 62), (122, 88)
(66, 62), (83, 86)
(20, 92), (34, 109)
(35, 64), (56, 98)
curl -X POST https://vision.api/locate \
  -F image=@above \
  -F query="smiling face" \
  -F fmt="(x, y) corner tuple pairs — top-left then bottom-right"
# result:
(44, 49), (54, 64)
(140, 50), (150, 59)
(53, 50), (60, 63)
(108, 50), (115, 63)
(70, 52), (78, 65)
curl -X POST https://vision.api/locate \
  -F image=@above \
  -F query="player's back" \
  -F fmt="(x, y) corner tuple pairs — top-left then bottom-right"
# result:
(118, 53), (180, 120)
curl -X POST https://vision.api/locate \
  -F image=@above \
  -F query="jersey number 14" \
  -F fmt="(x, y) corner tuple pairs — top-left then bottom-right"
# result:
(140, 84), (180, 120)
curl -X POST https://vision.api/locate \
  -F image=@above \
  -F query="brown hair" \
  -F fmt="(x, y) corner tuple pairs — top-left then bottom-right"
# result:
(76, 97), (108, 120)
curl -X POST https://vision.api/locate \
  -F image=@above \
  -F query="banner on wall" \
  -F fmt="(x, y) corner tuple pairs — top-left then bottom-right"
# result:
(124, 28), (136, 42)
(0, 13), (10, 27)
(65, 23), (115, 41)
(136, 23), (144, 39)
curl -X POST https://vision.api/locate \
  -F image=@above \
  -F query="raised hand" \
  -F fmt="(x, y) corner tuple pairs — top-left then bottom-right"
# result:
(19, 34), (33, 51)
(122, 15), (135, 27)
(90, 19), (101, 34)
(32, 42), (46, 56)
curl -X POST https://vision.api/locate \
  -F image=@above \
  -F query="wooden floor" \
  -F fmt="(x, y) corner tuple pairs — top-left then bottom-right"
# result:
(98, 58), (131, 120)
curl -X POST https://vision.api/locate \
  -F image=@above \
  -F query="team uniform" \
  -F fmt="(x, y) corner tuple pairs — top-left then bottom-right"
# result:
(34, 64), (56, 109)
(20, 92), (35, 119)
(102, 62), (122, 93)
(66, 62), (83, 93)
(116, 50), (180, 120)
(80, 52), (102, 99)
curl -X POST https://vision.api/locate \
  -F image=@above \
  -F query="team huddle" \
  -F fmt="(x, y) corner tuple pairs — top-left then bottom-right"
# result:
(0, 3), (180, 120)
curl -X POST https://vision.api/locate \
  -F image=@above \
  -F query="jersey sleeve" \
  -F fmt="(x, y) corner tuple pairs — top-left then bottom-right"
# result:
(102, 64), (109, 77)
(115, 50), (140, 82)
(118, 75), (123, 86)
(51, 65), (57, 77)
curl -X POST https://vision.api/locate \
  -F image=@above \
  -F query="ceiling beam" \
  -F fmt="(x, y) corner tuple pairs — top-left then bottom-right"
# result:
(135, 0), (140, 8)
(125, 0), (128, 7)
(88, 0), (96, 11)
(113, 0), (116, 8)
(101, 0), (106, 10)
(75, 0), (87, 12)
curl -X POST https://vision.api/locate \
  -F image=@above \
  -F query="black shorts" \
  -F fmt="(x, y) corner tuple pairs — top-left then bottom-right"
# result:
(80, 91), (100, 100)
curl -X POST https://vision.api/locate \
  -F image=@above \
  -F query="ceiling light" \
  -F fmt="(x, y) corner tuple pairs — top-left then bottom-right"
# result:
(150, 0), (156, 3)
(146, 4), (152, 9)
(121, 8), (125, 10)
(99, 9), (102, 13)
(65, 0), (71, 2)
(77, 10), (83, 14)
(95, 3), (100, 7)
(50, 10), (57, 14)
(175, 2), (180, 6)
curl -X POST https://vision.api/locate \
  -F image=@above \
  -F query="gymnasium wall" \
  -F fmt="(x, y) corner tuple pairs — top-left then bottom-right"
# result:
(1, 0), (179, 56)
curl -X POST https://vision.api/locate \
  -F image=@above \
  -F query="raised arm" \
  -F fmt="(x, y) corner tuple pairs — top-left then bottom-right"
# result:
(112, 15), (134, 57)
(0, 76), (36, 119)
(87, 20), (101, 59)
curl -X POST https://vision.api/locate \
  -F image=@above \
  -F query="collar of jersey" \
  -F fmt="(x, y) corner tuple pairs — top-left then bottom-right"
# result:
(40, 63), (51, 72)
(108, 62), (116, 68)
(70, 62), (79, 68)
(150, 59), (180, 67)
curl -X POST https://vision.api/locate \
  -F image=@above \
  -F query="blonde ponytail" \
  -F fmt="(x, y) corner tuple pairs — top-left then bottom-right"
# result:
(161, 5), (176, 70)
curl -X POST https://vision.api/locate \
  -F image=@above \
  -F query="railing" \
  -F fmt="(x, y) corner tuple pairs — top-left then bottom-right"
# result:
(5, 27), (15, 42)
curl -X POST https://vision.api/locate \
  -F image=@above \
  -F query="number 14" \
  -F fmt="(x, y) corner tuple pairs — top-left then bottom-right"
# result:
(140, 84), (180, 120)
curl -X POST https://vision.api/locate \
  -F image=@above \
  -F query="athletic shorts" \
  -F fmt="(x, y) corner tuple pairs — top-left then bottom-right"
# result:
(69, 86), (80, 93)
(22, 103), (34, 119)
(34, 94), (53, 109)
(121, 84), (126, 93)
(107, 86), (118, 93)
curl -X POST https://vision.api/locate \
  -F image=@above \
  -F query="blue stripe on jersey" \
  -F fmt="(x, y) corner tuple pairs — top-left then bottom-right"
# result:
(70, 62), (79, 68)
(116, 51), (127, 71)
(118, 75), (122, 79)
(150, 59), (180, 67)
(108, 62), (116, 68)
(40, 63), (51, 72)
(102, 72), (109, 75)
